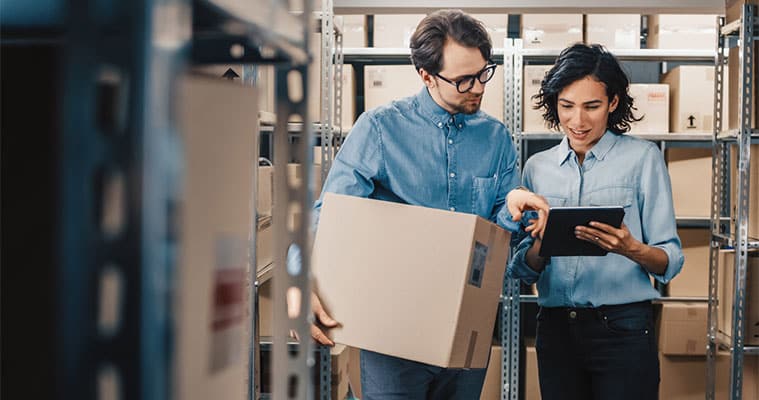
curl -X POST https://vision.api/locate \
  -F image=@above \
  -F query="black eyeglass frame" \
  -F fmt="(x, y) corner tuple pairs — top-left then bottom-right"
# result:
(434, 63), (498, 93)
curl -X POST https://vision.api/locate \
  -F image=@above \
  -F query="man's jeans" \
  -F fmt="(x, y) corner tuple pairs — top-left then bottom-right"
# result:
(360, 350), (487, 400)
(535, 301), (660, 400)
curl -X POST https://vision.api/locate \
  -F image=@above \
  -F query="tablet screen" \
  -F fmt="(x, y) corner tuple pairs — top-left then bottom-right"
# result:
(538, 206), (625, 257)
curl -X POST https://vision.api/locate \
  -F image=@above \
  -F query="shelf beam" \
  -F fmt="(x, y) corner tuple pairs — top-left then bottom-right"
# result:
(334, 0), (724, 14)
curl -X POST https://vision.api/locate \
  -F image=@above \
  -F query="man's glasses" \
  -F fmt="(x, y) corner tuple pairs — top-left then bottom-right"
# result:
(435, 64), (497, 93)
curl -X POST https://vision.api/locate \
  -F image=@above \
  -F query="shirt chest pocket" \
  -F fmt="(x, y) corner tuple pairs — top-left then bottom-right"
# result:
(587, 186), (634, 208)
(472, 176), (497, 218)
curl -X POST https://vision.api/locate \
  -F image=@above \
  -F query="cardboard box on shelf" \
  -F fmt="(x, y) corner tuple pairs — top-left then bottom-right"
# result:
(657, 302), (708, 356)
(668, 228), (711, 297)
(313, 193), (510, 368)
(175, 75), (256, 400)
(727, 0), (759, 21)
(523, 65), (553, 133)
(255, 216), (273, 271)
(659, 352), (759, 400)
(729, 143), (759, 239)
(347, 346), (362, 399)
(717, 249), (759, 346)
(473, 14), (509, 46)
(482, 61), (505, 120)
(373, 14), (426, 48)
(666, 147), (712, 218)
(585, 14), (641, 49)
(258, 165), (273, 217)
(479, 346), (503, 400)
(364, 65), (422, 111)
(525, 342), (541, 400)
(662, 65), (724, 133)
(647, 15), (718, 50)
(520, 14), (583, 49)
(338, 15), (367, 48)
(306, 34), (357, 128)
(629, 84), (669, 134)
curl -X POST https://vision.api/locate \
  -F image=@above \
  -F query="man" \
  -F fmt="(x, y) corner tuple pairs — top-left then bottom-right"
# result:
(310, 10), (547, 399)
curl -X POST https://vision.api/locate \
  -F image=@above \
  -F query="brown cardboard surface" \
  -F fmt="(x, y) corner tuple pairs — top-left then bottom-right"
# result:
(728, 46), (759, 130)
(347, 346), (362, 399)
(662, 66), (720, 133)
(666, 148), (712, 218)
(718, 249), (759, 345)
(523, 65), (553, 133)
(658, 303), (708, 355)
(520, 15), (583, 49)
(258, 165), (273, 217)
(647, 15), (718, 50)
(479, 346), (503, 400)
(668, 228), (711, 297)
(659, 353), (759, 400)
(364, 65), (422, 111)
(729, 144), (759, 240)
(312, 193), (509, 368)
(174, 75), (256, 400)
(373, 14), (426, 48)
(585, 14), (641, 49)
(629, 84), (670, 134)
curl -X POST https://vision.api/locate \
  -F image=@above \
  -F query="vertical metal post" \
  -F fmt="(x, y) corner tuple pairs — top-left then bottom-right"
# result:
(271, 1), (315, 399)
(706, 14), (727, 400)
(321, 0), (335, 180)
(729, 4), (755, 399)
(58, 0), (188, 399)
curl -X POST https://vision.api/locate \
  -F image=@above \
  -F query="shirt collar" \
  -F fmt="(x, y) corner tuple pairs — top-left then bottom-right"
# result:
(415, 87), (474, 128)
(557, 130), (618, 165)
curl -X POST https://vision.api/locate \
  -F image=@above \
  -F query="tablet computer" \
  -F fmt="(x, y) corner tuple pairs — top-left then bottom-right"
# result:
(538, 206), (625, 257)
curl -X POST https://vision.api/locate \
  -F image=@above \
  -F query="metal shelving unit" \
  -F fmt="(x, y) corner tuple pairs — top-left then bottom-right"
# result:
(707, 6), (759, 400)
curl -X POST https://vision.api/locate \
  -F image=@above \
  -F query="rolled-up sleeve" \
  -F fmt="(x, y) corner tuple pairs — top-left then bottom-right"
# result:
(639, 146), (684, 283)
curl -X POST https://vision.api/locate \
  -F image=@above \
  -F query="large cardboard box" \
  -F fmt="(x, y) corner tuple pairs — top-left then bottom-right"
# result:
(307, 34), (357, 128)
(729, 144), (759, 239)
(175, 75), (256, 400)
(585, 14), (641, 49)
(629, 83), (669, 134)
(373, 14), (425, 48)
(313, 193), (510, 368)
(727, 0), (759, 21)
(659, 353), (759, 400)
(364, 65), (422, 111)
(647, 15), (718, 50)
(668, 228), (711, 297)
(473, 14), (509, 45)
(662, 65), (721, 133)
(523, 65), (553, 133)
(717, 249), (759, 345)
(525, 343), (541, 400)
(658, 303), (708, 355)
(347, 346), (362, 399)
(666, 147), (712, 218)
(521, 14), (583, 49)
(258, 165), (273, 217)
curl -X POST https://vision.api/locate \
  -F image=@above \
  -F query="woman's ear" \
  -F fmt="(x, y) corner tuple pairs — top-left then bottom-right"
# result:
(609, 94), (619, 113)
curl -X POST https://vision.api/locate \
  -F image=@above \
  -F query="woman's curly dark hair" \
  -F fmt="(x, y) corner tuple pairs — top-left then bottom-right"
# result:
(533, 43), (642, 134)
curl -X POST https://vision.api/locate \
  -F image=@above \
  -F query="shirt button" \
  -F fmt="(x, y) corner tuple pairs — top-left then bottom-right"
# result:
(449, 172), (456, 178)
(450, 207), (456, 211)
(569, 311), (577, 319)
(448, 139), (453, 144)
(457, 124), (462, 129)
(437, 122), (443, 128)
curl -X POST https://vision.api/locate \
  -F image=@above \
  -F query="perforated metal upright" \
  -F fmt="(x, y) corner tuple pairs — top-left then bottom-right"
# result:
(500, 37), (522, 400)
(707, 4), (759, 399)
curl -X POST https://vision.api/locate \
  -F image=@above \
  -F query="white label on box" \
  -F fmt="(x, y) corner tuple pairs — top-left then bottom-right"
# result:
(209, 235), (247, 372)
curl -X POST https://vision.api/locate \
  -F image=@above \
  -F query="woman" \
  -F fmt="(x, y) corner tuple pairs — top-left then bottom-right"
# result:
(508, 43), (683, 400)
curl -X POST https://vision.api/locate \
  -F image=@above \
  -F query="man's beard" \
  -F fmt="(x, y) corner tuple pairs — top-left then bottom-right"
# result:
(446, 95), (482, 115)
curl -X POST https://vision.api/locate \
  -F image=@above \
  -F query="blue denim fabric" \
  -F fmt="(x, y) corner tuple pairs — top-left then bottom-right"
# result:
(360, 350), (488, 400)
(314, 87), (520, 231)
(508, 132), (684, 307)
(535, 301), (659, 400)
(313, 87), (519, 399)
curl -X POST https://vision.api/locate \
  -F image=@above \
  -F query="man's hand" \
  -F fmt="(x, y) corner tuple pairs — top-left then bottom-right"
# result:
(310, 292), (339, 346)
(506, 188), (549, 238)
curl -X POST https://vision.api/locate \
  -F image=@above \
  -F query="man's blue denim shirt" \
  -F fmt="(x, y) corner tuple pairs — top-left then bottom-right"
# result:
(314, 87), (520, 231)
